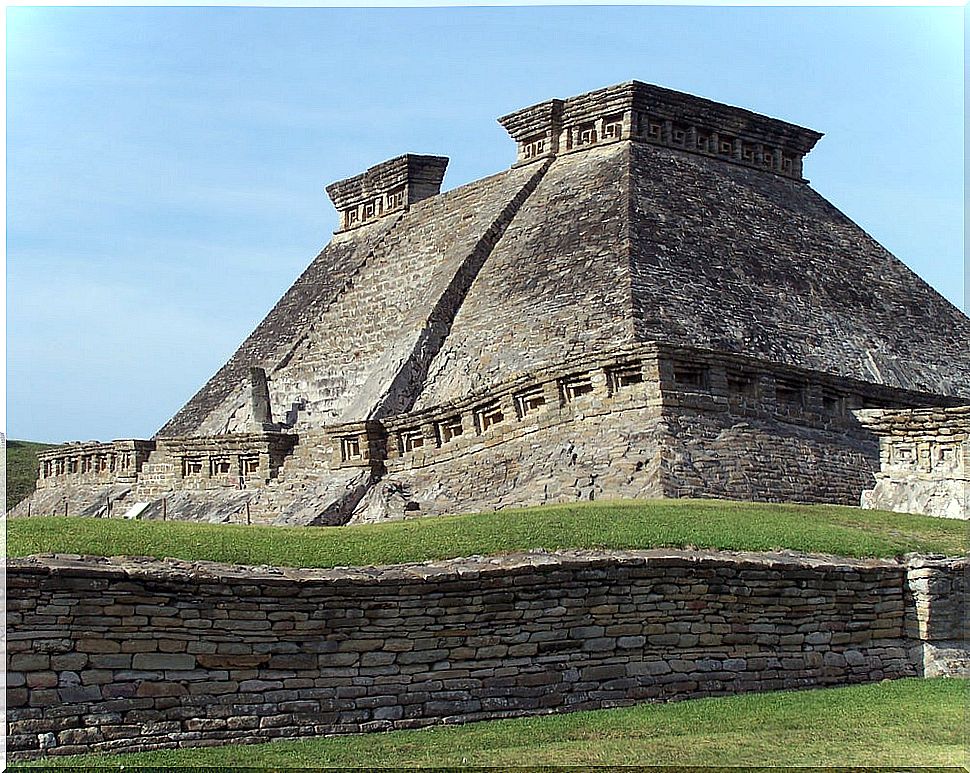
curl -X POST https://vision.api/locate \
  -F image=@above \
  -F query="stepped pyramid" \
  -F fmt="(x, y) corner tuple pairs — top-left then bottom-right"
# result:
(21, 81), (970, 525)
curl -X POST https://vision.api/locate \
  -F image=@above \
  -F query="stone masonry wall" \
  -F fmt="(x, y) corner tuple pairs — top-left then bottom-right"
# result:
(17, 342), (951, 525)
(368, 400), (666, 520)
(660, 412), (878, 504)
(9, 548), (961, 760)
(366, 343), (942, 519)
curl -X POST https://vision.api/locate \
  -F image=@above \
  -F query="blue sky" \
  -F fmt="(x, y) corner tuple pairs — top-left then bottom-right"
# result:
(6, 6), (965, 443)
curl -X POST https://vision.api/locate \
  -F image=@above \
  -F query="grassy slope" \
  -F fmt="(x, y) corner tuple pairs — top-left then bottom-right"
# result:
(17, 678), (967, 768)
(8, 498), (966, 566)
(5, 439), (54, 511)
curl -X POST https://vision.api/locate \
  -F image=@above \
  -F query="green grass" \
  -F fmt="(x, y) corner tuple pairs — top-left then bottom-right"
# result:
(8, 498), (966, 567)
(5, 439), (55, 511)
(16, 678), (967, 768)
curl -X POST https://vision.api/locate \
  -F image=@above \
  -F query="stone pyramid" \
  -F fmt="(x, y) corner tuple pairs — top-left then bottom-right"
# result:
(23, 81), (970, 525)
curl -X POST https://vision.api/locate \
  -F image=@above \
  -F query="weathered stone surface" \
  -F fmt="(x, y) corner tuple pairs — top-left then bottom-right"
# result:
(5, 550), (963, 760)
(131, 654), (196, 671)
(857, 407), (968, 519)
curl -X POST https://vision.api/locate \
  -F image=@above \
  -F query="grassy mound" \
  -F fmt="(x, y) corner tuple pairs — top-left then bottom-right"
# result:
(15, 678), (967, 768)
(5, 439), (55, 511)
(8, 498), (966, 567)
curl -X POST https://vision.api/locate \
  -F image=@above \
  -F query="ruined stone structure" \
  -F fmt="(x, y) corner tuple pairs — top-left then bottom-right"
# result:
(15, 80), (970, 524)
(857, 406), (969, 519)
(6, 549), (967, 758)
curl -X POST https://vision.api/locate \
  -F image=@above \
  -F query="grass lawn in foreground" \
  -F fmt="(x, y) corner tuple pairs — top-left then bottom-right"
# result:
(7, 498), (967, 568)
(15, 678), (967, 768)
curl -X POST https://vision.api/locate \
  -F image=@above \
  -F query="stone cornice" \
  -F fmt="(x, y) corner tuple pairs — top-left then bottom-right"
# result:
(326, 154), (449, 232)
(499, 80), (822, 178)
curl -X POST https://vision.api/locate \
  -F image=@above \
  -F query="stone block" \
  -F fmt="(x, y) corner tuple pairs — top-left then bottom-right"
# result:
(81, 670), (116, 686)
(132, 653), (196, 671)
(58, 686), (103, 704)
(77, 640), (121, 654)
(51, 653), (90, 671)
(102, 683), (138, 699)
(26, 671), (58, 689)
(188, 680), (240, 696)
(196, 654), (270, 669)
(822, 652), (846, 668)
(10, 653), (50, 671)
(239, 680), (284, 693)
(29, 689), (61, 707)
(581, 664), (627, 681)
(617, 636), (646, 649)
(269, 654), (317, 670)
(844, 650), (867, 667)
(135, 682), (189, 698)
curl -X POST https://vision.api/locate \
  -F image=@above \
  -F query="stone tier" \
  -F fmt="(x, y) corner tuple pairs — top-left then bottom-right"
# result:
(855, 405), (970, 437)
(143, 433), (299, 493)
(25, 343), (962, 524)
(327, 341), (957, 473)
(36, 440), (155, 488)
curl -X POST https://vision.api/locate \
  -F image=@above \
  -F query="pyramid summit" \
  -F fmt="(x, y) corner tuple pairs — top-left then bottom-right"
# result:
(20, 80), (970, 524)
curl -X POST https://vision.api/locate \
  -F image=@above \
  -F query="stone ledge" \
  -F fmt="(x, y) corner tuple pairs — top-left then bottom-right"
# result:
(6, 547), (909, 588)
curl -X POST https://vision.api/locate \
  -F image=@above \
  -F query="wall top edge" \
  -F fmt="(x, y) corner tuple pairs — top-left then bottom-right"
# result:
(854, 404), (970, 435)
(38, 432), (297, 459)
(7, 548), (938, 587)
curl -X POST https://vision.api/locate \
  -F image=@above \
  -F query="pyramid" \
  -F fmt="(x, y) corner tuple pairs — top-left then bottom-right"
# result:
(21, 81), (970, 524)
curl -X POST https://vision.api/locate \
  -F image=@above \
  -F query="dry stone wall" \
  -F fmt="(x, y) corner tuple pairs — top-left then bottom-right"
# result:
(9, 548), (963, 760)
